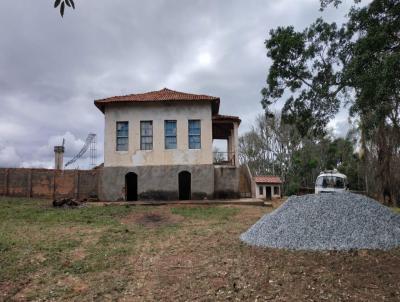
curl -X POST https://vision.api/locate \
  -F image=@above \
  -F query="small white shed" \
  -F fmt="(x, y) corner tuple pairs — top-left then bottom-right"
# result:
(253, 176), (282, 200)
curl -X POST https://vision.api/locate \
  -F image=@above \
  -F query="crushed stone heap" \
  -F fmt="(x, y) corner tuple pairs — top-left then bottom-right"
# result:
(240, 193), (400, 251)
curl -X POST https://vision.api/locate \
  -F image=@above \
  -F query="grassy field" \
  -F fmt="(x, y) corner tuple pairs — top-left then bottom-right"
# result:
(1, 197), (400, 301)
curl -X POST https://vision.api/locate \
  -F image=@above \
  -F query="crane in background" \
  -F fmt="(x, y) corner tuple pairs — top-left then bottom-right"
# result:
(65, 133), (97, 169)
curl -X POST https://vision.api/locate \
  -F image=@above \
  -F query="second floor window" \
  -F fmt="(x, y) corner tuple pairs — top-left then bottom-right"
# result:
(116, 121), (128, 151)
(165, 120), (177, 149)
(188, 120), (201, 149)
(140, 121), (153, 150)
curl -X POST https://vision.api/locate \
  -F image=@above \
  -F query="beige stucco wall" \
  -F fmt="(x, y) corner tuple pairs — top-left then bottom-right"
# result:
(103, 102), (213, 167)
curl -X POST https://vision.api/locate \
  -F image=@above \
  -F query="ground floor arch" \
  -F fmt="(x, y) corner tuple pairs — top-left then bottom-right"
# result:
(125, 172), (138, 201)
(178, 171), (191, 200)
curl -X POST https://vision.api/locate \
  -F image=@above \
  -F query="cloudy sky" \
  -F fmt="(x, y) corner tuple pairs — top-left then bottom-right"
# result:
(0, 0), (353, 169)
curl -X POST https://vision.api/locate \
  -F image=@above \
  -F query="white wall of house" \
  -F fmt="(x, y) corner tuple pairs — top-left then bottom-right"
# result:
(104, 102), (213, 167)
(255, 183), (281, 199)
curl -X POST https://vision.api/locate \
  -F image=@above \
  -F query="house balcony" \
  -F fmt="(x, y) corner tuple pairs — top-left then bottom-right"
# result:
(212, 114), (241, 167)
(213, 152), (236, 166)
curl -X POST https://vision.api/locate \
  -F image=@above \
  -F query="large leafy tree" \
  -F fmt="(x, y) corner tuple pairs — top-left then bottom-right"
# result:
(347, 0), (400, 203)
(262, 0), (400, 203)
(261, 20), (350, 137)
(346, 0), (400, 129)
(263, 0), (399, 135)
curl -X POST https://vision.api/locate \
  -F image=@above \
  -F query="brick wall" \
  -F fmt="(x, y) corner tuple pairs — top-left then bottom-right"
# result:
(0, 168), (101, 200)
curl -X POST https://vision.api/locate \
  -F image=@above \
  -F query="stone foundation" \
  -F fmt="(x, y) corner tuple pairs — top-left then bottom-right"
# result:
(213, 166), (241, 199)
(100, 164), (214, 201)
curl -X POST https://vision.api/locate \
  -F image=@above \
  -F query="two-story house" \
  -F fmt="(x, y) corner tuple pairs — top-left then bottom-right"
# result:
(94, 88), (242, 201)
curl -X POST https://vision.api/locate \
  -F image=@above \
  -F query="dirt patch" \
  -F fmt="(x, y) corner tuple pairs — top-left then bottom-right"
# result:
(121, 210), (184, 228)
(0, 281), (16, 301)
(2, 201), (400, 301)
(118, 205), (400, 301)
(32, 253), (47, 264)
(11, 270), (49, 301)
(71, 248), (86, 261)
(13, 275), (89, 301)
(229, 205), (269, 223)
(57, 275), (88, 294)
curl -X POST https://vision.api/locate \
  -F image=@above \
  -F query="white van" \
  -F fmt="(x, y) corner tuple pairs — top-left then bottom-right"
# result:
(315, 170), (348, 194)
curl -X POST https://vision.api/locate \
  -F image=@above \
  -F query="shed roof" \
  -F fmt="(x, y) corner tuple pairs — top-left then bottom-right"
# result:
(94, 88), (220, 114)
(254, 176), (283, 184)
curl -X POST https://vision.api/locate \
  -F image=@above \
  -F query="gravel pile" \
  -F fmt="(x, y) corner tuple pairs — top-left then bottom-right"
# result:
(240, 193), (400, 251)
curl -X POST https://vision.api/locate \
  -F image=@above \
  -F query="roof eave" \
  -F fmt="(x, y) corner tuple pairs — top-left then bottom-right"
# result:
(212, 99), (220, 115)
(94, 98), (219, 115)
(94, 100), (105, 114)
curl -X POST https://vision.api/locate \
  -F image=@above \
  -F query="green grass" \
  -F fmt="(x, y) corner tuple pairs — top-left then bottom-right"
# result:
(0, 197), (241, 300)
(0, 198), (151, 285)
(0, 197), (133, 226)
(1, 197), (399, 301)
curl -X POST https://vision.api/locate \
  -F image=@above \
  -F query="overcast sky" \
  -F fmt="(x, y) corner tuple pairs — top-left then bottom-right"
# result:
(0, 0), (354, 169)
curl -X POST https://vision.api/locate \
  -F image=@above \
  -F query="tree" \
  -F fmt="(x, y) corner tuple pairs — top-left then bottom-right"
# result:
(261, 19), (350, 137)
(239, 114), (362, 195)
(54, 0), (75, 17)
(262, 0), (400, 204)
(213, 147), (227, 164)
(239, 114), (302, 178)
(345, 0), (400, 204)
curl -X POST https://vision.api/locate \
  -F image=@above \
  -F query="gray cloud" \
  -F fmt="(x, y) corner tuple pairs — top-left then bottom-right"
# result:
(0, 0), (353, 168)
(0, 145), (21, 167)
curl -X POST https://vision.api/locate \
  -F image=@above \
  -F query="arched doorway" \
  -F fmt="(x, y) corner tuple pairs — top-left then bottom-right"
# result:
(178, 171), (191, 200)
(125, 172), (138, 201)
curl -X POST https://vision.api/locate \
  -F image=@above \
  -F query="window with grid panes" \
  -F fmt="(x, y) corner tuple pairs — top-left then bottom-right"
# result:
(116, 121), (128, 151)
(188, 120), (201, 149)
(165, 120), (177, 149)
(140, 121), (153, 150)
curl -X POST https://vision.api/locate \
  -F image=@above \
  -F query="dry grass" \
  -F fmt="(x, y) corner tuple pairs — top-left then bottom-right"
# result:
(1, 197), (400, 301)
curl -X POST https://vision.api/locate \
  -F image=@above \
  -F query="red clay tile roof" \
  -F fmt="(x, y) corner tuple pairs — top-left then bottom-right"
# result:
(254, 176), (283, 184)
(212, 114), (241, 124)
(94, 88), (220, 114)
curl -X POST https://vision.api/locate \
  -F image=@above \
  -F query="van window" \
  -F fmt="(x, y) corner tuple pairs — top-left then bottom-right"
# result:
(316, 176), (345, 189)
